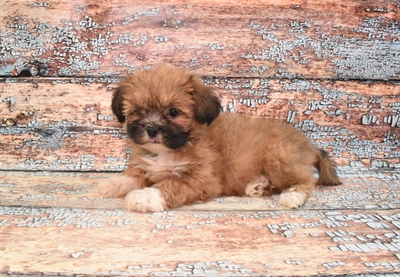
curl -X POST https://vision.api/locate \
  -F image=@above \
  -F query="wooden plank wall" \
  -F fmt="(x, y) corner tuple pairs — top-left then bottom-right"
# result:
(0, 0), (399, 172)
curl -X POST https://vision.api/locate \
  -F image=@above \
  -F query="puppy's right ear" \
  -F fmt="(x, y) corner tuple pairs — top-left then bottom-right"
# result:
(111, 87), (125, 123)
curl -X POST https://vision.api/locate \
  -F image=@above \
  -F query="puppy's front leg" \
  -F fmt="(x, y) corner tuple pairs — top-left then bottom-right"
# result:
(124, 179), (218, 212)
(124, 187), (167, 212)
(98, 168), (148, 198)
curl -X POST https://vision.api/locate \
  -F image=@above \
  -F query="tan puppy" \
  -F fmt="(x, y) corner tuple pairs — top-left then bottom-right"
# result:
(98, 64), (340, 212)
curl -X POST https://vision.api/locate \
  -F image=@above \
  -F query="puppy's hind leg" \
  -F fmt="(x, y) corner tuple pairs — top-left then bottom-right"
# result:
(245, 176), (269, 197)
(279, 185), (312, 209)
(245, 176), (280, 197)
(277, 167), (316, 209)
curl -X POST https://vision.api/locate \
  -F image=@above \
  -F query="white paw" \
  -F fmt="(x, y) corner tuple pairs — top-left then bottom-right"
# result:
(124, 187), (166, 212)
(279, 189), (308, 209)
(97, 176), (138, 198)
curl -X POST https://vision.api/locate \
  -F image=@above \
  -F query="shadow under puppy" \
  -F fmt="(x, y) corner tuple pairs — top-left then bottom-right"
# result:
(98, 64), (341, 212)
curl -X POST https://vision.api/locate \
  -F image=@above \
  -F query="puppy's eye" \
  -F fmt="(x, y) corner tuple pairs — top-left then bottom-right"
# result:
(169, 108), (179, 118)
(135, 108), (142, 114)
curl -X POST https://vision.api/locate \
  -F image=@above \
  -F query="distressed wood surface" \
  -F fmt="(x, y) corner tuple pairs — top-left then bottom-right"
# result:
(1, 78), (399, 171)
(1, 1), (400, 276)
(1, 170), (399, 211)
(2, 208), (400, 276)
(1, 0), (399, 80)
(1, 170), (400, 276)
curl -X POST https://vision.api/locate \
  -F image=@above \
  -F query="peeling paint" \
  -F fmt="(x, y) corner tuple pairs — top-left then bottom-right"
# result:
(2, 204), (400, 275)
(1, 77), (399, 171)
(1, 2), (399, 78)
(1, 2), (400, 276)
(246, 15), (400, 80)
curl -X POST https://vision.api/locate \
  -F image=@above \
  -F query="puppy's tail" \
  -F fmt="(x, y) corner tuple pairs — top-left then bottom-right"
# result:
(314, 149), (341, 186)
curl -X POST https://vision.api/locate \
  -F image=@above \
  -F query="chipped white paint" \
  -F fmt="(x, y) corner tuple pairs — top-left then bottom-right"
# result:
(2, 203), (400, 276)
(1, 1), (399, 79)
(247, 16), (400, 80)
(1, 78), (399, 171)
(1, 2), (400, 275)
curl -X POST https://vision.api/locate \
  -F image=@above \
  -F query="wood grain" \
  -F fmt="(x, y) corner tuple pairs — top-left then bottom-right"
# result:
(1, 78), (399, 171)
(1, 0), (399, 79)
(1, 171), (400, 276)
(1, 170), (399, 211)
(1, 1), (400, 277)
(2, 206), (400, 276)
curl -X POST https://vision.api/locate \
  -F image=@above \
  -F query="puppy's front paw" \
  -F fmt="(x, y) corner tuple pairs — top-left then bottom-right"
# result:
(125, 187), (166, 212)
(279, 188), (308, 209)
(97, 176), (138, 198)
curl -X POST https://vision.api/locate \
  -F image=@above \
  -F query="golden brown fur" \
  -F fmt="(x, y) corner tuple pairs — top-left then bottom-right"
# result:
(98, 64), (340, 212)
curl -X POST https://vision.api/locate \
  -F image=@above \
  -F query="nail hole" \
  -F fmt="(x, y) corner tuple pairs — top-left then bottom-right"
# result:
(18, 69), (33, 77)
(5, 118), (16, 126)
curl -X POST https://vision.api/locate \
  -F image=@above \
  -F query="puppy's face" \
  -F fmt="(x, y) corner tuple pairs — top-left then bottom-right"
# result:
(111, 65), (221, 152)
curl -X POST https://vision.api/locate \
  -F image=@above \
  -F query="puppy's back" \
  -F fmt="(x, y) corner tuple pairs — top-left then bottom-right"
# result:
(208, 112), (318, 195)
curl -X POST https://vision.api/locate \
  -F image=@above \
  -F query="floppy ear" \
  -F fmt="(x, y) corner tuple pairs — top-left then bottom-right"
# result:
(190, 76), (222, 125)
(111, 87), (125, 123)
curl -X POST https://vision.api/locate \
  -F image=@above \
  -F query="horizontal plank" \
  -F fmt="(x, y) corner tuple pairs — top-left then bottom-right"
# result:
(1, 125), (400, 172)
(1, 78), (399, 171)
(1, 170), (399, 211)
(1, 170), (399, 276)
(2, 78), (400, 127)
(2, 206), (400, 276)
(1, 0), (399, 79)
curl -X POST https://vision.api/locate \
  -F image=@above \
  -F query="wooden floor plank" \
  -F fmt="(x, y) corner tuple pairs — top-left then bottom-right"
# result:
(1, 170), (399, 276)
(2, 206), (400, 276)
(1, 169), (399, 212)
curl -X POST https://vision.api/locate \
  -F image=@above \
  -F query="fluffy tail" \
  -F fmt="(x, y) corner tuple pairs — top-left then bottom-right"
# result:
(315, 149), (341, 186)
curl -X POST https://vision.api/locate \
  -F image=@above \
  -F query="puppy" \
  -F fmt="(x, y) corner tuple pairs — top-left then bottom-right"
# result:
(98, 64), (340, 212)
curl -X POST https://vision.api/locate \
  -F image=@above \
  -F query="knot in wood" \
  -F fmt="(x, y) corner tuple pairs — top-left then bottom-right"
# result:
(165, 19), (181, 28)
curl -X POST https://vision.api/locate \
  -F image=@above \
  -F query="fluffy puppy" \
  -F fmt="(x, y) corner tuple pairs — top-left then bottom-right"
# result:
(98, 64), (340, 212)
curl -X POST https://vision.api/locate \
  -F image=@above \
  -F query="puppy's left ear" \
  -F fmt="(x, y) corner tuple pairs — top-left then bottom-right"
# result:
(111, 87), (125, 123)
(190, 76), (221, 125)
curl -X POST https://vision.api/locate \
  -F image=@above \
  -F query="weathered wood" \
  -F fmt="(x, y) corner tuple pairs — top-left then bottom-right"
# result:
(1, 78), (399, 171)
(1, 169), (399, 276)
(1, 0), (399, 80)
(0, 131), (130, 171)
(1, 1), (399, 276)
(1, 170), (399, 211)
(2, 205), (400, 276)
(2, 78), (399, 127)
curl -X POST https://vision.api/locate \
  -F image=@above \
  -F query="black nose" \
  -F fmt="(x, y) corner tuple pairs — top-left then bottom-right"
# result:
(146, 126), (159, 138)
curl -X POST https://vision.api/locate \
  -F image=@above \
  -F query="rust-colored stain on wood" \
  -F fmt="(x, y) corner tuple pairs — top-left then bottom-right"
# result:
(0, 0), (399, 276)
